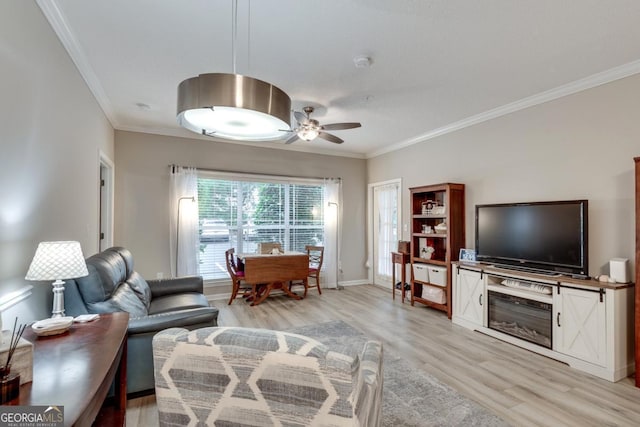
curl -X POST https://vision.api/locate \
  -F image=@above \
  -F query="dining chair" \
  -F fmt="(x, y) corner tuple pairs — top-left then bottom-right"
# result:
(290, 245), (324, 297)
(306, 245), (324, 294)
(225, 248), (252, 305)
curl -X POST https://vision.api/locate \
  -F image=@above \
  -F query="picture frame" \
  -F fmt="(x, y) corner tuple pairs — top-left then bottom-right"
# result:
(459, 248), (477, 263)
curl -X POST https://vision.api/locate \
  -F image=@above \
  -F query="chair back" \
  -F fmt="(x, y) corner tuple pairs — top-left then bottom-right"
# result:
(306, 245), (324, 270)
(225, 248), (239, 278)
(257, 242), (283, 254)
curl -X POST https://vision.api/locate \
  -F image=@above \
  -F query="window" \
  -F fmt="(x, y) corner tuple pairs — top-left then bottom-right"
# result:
(197, 173), (325, 280)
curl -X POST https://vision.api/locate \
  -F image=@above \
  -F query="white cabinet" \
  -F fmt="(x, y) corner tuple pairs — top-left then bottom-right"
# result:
(553, 286), (607, 366)
(450, 262), (634, 382)
(452, 265), (485, 329)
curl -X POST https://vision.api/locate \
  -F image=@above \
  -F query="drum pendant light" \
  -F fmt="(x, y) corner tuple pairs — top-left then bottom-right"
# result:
(176, 1), (291, 141)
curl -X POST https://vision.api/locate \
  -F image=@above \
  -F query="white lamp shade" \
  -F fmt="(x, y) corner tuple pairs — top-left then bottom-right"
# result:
(25, 241), (89, 281)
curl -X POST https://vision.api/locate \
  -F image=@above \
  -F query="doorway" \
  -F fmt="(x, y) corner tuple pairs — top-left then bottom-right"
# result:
(368, 179), (401, 287)
(99, 152), (114, 252)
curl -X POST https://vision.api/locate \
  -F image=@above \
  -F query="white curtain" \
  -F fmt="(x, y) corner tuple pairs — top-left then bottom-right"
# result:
(374, 183), (398, 280)
(169, 166), (199, 277)
(323, 178), (342, 289)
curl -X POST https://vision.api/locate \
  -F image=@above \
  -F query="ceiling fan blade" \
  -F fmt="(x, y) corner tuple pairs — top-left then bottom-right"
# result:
(317, 131), (344, 144)
(285, 133), (301, 144)
(293, 111), (306, 124)
(321, 122), (362, 131)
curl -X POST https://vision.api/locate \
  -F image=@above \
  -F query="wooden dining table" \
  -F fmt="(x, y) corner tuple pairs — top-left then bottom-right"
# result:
(237, 251), (309, 305)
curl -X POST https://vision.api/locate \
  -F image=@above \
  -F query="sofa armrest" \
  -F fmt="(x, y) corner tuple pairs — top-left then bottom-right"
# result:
(147, 276), (203, 298)
(354, 340), (383, 427)
(127, 307), (218, 335)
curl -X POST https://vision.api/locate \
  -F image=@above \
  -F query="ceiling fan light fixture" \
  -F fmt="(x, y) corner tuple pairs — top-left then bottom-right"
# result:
(298, 127), (320, 141)
(177, 73), (291, 141)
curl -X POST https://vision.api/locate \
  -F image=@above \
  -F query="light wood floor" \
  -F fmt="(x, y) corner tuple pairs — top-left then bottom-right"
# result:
(127, 284), (640, 427)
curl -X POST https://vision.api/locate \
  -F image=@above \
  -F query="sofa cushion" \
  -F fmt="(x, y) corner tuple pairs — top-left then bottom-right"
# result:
(74, 264), (110, 306)
(110, 282), (148, 317)
(126, 271), (152, 310)
(148, 292), (209, 315)
(75, 250), (128, 306)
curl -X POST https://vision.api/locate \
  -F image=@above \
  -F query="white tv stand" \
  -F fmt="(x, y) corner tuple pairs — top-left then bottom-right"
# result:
(452, 262), (635, 382)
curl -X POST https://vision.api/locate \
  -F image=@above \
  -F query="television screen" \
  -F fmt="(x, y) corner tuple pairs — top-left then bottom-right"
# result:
(475, 200), (588, 275)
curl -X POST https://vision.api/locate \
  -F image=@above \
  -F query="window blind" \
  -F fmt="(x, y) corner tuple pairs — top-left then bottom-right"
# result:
(197, 174), (325, 280)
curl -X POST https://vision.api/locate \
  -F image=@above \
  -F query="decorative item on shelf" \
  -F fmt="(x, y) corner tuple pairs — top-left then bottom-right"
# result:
(25, 241), (89, 318)
(459, 248), (477, 263)
(421, 225), (434, 234)
(31, 316), (74, 337)
(434, 221), (447, 234)
(421, 200), (435, 215)
(431, 205), (446, 215)
(421, 246), (435, 260)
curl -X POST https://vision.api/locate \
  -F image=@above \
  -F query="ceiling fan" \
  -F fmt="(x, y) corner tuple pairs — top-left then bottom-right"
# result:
(284, 106), (361, 144)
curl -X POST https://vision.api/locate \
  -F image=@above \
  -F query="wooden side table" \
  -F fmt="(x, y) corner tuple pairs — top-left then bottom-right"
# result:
(9, 312), (129, 427)
(391, 251), (410, 303)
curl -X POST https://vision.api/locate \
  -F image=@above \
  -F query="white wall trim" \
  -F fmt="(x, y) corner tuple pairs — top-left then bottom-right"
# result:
(116, 126), (367, 159)
(367, 59), (640, 159)
(0, 285), (34, 312)
(36, 0), (117, 127)
(336, 279), (368, 287)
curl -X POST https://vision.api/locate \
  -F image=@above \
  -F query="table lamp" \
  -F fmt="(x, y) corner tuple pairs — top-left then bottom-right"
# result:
(25, 241), (88, 318)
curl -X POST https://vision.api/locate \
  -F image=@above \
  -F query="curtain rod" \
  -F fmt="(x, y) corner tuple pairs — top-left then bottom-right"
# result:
(169, 164), (341, 182)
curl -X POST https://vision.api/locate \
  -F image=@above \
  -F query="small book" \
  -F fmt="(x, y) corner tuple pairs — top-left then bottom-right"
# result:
(73, 314), (100, 323)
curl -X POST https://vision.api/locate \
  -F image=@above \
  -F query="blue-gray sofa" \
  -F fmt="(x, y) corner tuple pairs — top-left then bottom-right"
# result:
(63, 246), (218, 395)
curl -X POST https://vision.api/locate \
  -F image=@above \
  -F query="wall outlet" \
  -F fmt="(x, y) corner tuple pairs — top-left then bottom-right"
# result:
(156, 272), (164, 279)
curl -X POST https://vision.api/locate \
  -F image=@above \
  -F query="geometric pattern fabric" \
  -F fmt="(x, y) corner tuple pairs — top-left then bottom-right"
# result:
(153, 326), (383, 426)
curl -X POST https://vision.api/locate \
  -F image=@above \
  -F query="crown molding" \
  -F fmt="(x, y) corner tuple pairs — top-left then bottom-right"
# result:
(367, 59), (640, 159)
(36, 0), (118, 127)
(37, 0), (640, 161)
(115, 125), (367, 159)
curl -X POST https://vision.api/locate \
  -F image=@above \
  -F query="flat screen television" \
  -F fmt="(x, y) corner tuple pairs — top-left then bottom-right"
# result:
(475, 200), (588, 276)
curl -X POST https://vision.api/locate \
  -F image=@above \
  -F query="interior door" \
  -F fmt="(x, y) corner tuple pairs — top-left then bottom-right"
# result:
(372, 182), (400, 286)
(99, 153), (114, 252)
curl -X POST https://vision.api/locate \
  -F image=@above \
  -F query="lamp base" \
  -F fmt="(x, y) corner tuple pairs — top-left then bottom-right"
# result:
(51, 279), (66, 318)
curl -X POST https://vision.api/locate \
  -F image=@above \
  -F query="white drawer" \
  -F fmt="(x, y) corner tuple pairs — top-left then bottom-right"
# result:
(413, 264), (429, 282)
(427, 266), (447, 287)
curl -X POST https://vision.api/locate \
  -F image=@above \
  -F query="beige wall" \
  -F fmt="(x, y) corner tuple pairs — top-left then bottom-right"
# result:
(114, 131), (367, 284)
(0, 1), (114, 323)
(368, 74), (640, 277)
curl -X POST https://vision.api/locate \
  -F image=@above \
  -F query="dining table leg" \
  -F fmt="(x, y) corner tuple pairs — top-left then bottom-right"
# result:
(251, 281), (303, 306)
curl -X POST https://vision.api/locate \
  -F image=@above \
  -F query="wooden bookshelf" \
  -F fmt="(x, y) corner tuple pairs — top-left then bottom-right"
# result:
(409, 183), (465, 318)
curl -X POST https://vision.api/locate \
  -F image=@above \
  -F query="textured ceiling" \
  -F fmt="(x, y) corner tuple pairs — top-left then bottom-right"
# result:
(39, 0), (640, 158)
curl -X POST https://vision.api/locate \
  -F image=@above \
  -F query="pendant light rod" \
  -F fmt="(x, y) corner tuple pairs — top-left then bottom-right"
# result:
(231, 0), (237, 74)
